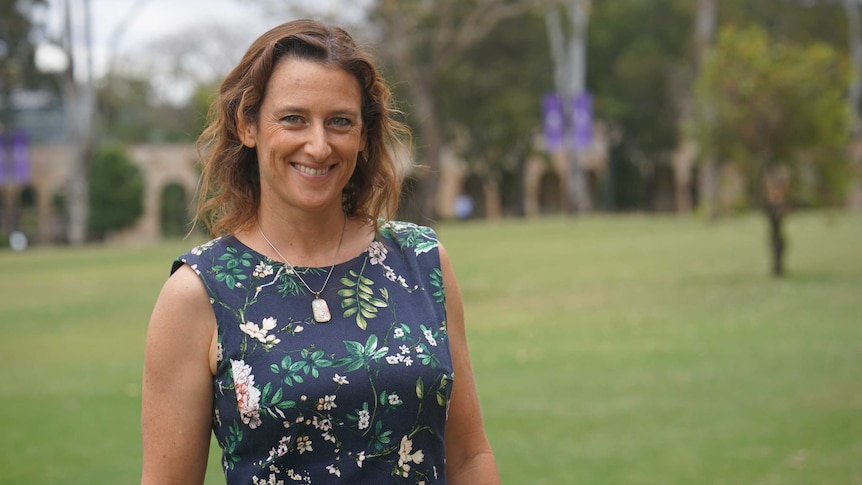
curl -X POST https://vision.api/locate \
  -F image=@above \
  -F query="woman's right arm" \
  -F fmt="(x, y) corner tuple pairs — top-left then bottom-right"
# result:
(141, 264), (218, 485)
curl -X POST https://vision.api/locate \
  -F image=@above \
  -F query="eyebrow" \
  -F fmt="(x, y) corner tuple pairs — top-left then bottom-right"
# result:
(273, 105), (361, 118)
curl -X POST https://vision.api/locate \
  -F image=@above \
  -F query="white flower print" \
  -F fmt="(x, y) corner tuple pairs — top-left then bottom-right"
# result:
(397, 435), (425, 477)
(253, 261), (274, 278)
(264, 435), (293, 463)
(251, 473), (283, 485)
(333, 374), (349, 385)
(394, 328), (405, 338)
(424, 329), (438, 346)
(368, 240), (388, 265)
(386, 355), (402, 365)
(239, 317), (281, 347)
(404, 356), (413, 366)
(312, 416), (332, 432)
(356, 451), (366, 468)
(358, 409), (370, 430)
(326, 464), (341, 477)
(231, 359), (261, 429)
(286, 468), (307, 481)
(388, 393), (401, 405)
(384, 268), (398, 282)
(400, 345), (411, 355)
(317, 395), (336, 411)
(296, 435), (312, 454)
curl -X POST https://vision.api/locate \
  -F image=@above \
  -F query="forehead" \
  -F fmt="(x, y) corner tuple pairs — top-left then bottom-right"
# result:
(262, 57), (363, 111)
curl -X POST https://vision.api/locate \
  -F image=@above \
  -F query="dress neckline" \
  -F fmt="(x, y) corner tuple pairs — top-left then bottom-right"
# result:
(224, 232), (378, 271)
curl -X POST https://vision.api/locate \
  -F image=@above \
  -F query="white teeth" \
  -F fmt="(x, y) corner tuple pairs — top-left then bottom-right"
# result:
(293, 164), (331, 176)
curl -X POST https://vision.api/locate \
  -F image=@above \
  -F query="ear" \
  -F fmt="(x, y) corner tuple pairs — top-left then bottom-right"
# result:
(237, 113), (257, 148)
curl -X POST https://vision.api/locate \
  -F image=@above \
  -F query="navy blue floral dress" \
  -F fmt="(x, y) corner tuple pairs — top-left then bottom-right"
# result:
(173, 221), (454, 484)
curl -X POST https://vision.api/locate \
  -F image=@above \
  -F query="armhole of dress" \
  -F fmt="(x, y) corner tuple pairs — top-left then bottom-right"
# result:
(170, 259), (186, 276)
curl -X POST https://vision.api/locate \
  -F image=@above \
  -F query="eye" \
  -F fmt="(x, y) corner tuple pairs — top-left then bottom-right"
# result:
(329, 117), (353, 128)
(281, 115), (304, 125)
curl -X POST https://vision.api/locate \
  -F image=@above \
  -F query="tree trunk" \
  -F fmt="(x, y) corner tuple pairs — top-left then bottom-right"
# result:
(545, 1), (592, 214)
(699, 158), (719, 218)
(62, 0), (97, 245)
(763, 167), (790, 277)
(405, 76), (442, 226)
(765, 204), (786, 277)
(673, 0), (715, 214)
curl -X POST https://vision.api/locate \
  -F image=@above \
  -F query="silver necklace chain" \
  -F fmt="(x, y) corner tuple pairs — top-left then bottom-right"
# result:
(256, 216), (347, 298)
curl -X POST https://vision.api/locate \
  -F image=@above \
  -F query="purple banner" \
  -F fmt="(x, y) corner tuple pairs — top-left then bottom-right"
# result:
(542, 93), (565, 152)
(12, 129), (31, 184)
(0, 134), (7, 185)
(571, 92), (593, 149)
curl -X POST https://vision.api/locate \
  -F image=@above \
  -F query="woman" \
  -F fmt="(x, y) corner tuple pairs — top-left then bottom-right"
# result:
(141, 19), (499, 484)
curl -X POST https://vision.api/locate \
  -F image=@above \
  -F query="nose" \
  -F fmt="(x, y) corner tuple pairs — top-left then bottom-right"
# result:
(304, 123), (332, 162)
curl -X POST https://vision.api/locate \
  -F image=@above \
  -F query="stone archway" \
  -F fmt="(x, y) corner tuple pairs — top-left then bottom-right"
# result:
(160, 182), (191, 238)
(115, 144), (199, 243)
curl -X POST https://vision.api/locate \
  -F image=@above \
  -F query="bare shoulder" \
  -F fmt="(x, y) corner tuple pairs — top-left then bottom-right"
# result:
(147, 263), (215, 358)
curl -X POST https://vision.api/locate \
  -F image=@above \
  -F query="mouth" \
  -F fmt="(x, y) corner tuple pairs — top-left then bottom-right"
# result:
(291, 163), (334, 176)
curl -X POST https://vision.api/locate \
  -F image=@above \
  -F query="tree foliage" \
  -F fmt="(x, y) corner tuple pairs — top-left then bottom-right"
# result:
(695, 24), (850, 204)
(88, 145), (144, 240)
(0, 0), (52, 128)
(437, 10), (551, 171)
(694, 24), (850, 275)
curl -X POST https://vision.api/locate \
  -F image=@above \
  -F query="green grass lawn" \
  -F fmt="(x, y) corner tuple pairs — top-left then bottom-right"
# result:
(1, 211), (860, 484)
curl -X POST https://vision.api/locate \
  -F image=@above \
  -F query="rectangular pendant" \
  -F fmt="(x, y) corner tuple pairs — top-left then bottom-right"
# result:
(311, 297), (332, 323)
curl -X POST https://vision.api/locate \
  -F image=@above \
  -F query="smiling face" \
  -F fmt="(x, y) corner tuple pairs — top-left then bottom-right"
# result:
(239, 57), (366, 218)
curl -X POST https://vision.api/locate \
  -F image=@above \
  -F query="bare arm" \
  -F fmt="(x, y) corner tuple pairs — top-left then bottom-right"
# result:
(440, 244), (501, 484)
(141, 264), (217, 485)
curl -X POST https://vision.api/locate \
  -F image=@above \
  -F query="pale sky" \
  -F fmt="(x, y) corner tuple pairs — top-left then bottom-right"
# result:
(35, 0), (372, 103)
(38, 0), (278, 76)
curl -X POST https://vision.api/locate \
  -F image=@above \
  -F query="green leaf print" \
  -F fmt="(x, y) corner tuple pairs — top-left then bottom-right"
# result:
(259, 382), (296, 419)
(335, 335), (389, 372)
(272, 355), (306, 386)
(385, 222), (437, 254)
(297, 348), (333, 378)
(213, 248), (252, 289)
(415, 377), (424, 399)
(368, 420), (392, 452)
(414, 239), (438, 255)
(222, 421), (243, 470)
(429, 267), (445, 304)
(339, 269), (387, 330)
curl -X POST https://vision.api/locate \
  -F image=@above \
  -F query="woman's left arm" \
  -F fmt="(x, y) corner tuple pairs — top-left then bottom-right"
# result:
(440, 243), (501, 484)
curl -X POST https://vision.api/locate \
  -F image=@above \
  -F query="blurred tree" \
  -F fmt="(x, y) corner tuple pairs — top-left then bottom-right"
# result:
(0, 0), (50, 130)
(374, 0), (554, 223)
(436, 10), (552, 217)
(694, 25), (850, 276)
(587, 0), (692, 211)
(0, 0), (52, 238)
(545, 0), (592, 213)
(58, 0), (97, 246)
(97, 72), (204, 143)
(671, 0), (715, 215)
(88, 144), (144, 240)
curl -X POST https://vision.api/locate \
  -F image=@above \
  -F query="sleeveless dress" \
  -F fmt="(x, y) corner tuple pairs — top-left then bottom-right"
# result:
(172, 220), (454, 484)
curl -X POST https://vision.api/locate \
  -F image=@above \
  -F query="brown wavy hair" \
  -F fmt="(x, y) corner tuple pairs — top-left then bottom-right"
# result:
(194, 19), (410, 237)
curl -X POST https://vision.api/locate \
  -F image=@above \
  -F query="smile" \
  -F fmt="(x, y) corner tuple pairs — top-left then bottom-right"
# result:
(292, 163), (333, 176)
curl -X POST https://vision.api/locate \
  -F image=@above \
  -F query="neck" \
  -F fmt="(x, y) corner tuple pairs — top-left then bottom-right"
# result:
(254, 204), (348, 267)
